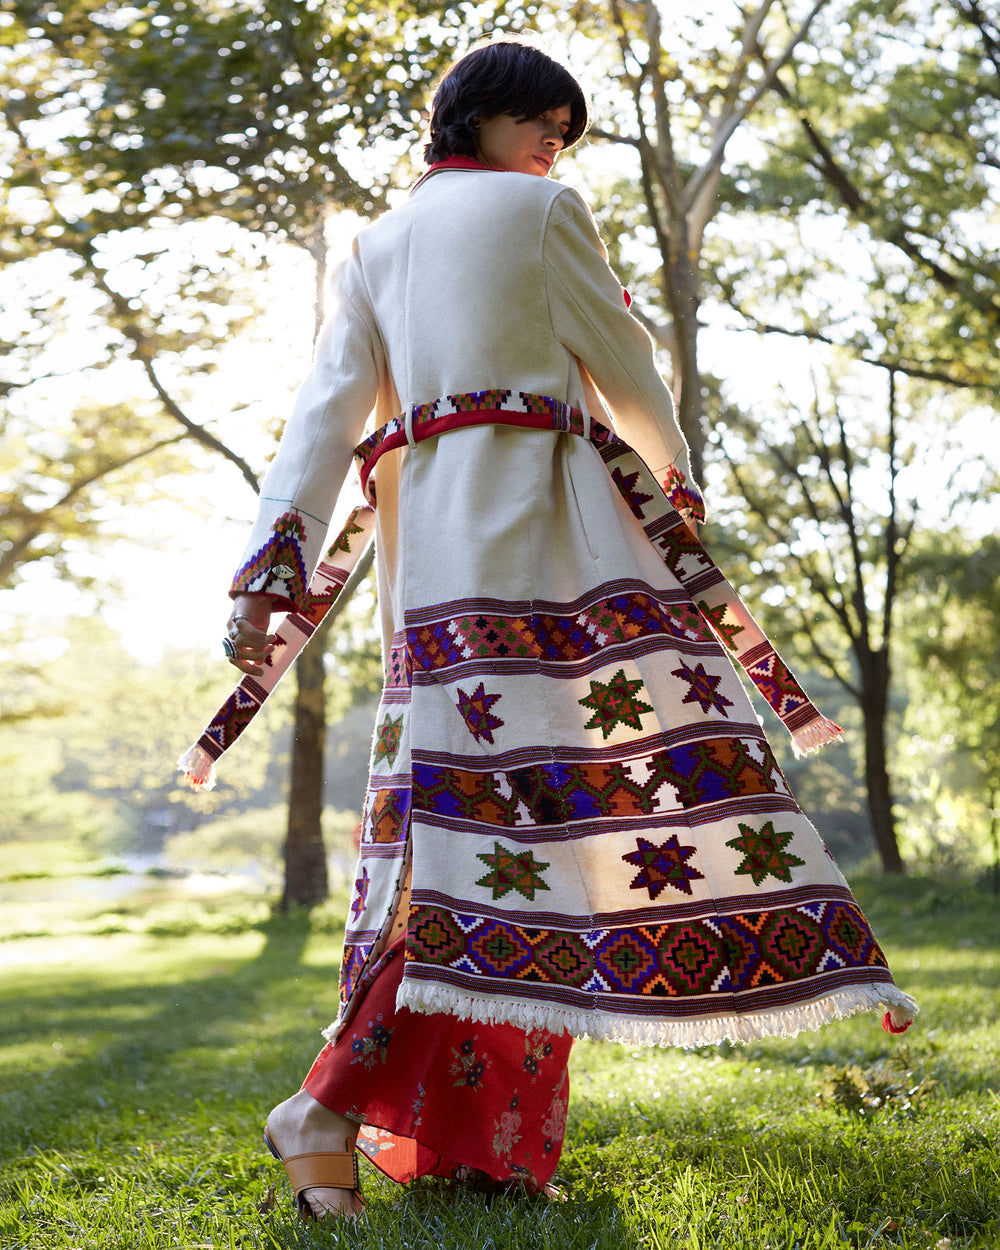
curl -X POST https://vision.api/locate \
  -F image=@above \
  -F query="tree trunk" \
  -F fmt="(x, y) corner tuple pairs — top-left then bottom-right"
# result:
(282, 638), (330, 909)
(666, 244), (705, 482)
(860, 649), (905, 874)
(282, 224), (331, 910)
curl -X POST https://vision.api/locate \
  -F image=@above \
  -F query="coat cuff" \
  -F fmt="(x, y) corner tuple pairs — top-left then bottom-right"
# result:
(229, 507), (317, 613)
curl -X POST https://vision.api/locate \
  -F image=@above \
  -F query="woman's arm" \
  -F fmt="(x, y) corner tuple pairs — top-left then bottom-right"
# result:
(229, 246), (383, 614)
(542, 187), (704, 523)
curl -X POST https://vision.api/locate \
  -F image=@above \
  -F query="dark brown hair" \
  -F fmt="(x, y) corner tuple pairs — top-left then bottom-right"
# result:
(425, 42), (588, 165)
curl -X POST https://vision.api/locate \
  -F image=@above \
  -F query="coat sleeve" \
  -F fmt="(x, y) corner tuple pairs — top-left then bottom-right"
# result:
(542, 186), (704, 523)
(229, 246), (382, 612)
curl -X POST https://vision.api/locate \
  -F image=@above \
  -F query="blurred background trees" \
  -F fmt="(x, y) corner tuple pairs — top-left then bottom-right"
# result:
(2, 0), (997, 896)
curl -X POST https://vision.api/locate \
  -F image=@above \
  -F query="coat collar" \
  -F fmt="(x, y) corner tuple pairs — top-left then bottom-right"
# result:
(409, 156), (496, 196)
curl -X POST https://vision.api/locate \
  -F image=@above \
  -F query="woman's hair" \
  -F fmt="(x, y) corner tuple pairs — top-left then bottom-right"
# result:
(424, 41), (588, 164)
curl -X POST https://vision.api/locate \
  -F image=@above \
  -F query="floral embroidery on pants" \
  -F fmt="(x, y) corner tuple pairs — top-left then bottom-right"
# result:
(450, 1035), (491, 1090)
(493, 1094), (523, 1160)
(349, 1013), (394, 1069)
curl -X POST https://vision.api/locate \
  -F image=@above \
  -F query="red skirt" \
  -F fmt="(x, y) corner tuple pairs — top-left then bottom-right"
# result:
(302, 938), (573, 1191)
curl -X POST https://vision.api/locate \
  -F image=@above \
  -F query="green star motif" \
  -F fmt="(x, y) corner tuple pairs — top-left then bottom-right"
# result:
(579, 669), (654, 739)
(329, 513), (364, 553)
(697, 599), (745, 652)
(373, 713), (404, 766)
(476, 841), (551, 901)
(726, 821), (805, 886)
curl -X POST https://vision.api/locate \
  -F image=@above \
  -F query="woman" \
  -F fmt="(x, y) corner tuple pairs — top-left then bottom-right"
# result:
(215, 42), (916, 1220)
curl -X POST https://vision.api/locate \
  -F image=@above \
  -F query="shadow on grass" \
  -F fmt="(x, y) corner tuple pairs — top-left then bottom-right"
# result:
(0, 909), (330, 1159)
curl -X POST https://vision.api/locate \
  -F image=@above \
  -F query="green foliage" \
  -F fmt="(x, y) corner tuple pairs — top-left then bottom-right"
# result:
(0, 616), (288, 854)
(0, 399), (193, 589)
(1, 874), (999, 1247)
(722, 0), (1000, 392)
(0, 613), (378, 867)
(3, 0), (464, 237)
(0, 0), (501, 591)
(3, 0), (999, 893)
(704, 355), (999, 871)
(896, 530), (1000, 872)
(907, 532), (1000, 767)
(817, 1047), (938, 1117)
(325, 572), (384, 711)
(161, 804), (360, 881)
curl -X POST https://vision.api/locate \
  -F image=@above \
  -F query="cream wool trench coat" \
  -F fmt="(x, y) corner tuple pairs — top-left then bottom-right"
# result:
(234, 165), (700, 621)
(231, 165), (916, 1048)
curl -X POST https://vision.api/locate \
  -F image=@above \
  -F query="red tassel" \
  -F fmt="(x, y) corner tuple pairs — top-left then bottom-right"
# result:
(882, 1009), (913, 1035)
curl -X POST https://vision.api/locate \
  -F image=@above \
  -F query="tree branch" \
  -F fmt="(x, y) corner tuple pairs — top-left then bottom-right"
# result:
(6, 113), (261, 495)
(828, 393), (873, 655)
(794, 610), (864, 699)
(718, 433), (862, 696)
(682, 0), (830, 214)
(586, 126), (641, 148)
(763, 68), (994, 308)
(0, 432), (187, 586)
(722, 302), (997, 390)
(956, 0), (1000, 81)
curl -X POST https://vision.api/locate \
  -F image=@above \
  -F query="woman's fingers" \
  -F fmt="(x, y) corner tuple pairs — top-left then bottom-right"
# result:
(225, 615), (277, 675)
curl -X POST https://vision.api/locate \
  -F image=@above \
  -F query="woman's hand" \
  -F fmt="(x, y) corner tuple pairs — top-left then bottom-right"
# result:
(225, 593), (277, 676)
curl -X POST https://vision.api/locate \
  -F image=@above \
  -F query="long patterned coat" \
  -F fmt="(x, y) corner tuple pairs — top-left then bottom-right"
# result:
(226, 161), (916, 1047)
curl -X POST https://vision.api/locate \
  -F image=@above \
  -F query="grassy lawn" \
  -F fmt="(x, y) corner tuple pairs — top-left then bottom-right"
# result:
(0, 869), (998, 1249)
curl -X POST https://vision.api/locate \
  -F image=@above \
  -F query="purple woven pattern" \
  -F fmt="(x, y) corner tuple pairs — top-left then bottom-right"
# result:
(405, 893), (892, 1011)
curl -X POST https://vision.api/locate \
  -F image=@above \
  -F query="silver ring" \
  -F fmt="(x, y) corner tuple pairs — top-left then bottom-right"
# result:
(222, 637), (237, 660)
(228, 624), (239, 639)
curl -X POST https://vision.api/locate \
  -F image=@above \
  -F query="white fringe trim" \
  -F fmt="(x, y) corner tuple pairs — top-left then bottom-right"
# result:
(368, 980), (918, 1050)
(177, 743), (217, 791)
(790, 715), (844, 759)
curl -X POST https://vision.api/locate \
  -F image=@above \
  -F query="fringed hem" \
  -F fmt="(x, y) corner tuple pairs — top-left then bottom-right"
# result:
(790, 716), (844, 759)
(378, 980), (918, 1050)
(177, 743), (217, 791)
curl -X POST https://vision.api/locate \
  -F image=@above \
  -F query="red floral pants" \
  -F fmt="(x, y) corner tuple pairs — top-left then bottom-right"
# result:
(302, 938), (573, 1190)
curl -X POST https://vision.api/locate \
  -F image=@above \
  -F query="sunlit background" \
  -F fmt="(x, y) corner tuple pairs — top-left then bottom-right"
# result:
(3, 0), (998, 931)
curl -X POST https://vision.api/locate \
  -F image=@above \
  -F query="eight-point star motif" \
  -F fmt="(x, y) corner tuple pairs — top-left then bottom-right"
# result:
(623, 835), (705, 899)
(455, 682), (505, 744)
(373, 713), (404, 765)
(476, 841), (551, 901)
(671, 660), (734, 716)
(579, 669), (654, 739)
(726, 821), (805, 885)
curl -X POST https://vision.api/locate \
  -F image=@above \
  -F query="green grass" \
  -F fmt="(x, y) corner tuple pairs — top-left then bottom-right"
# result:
(1, 874), (998, 1249)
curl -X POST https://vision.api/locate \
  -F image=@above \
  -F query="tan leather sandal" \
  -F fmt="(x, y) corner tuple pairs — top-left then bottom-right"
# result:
(263, 1127), (363, 1220)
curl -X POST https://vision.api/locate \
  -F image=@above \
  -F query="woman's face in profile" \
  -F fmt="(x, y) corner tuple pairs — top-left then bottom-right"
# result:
(475, 106), (573, 176)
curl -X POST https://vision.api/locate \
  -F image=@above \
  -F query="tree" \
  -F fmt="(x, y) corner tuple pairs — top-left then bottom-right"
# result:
(710, 357), (994, 872)
(903, 532), (1000, 884)
(590, 0), (999, 869)
(1, 0), (496, 904)
(576, 0), (835, 479)
(9, 0), (998, 890)
(720, 0), (1000, 395)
